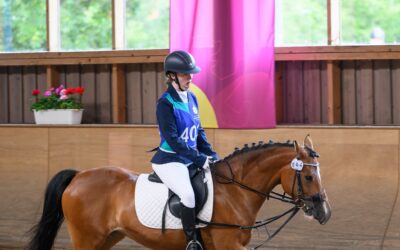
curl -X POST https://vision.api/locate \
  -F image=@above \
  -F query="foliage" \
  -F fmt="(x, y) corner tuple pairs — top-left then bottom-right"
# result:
(0, 0), (168, 51)
(0, 0), (46, 51)
(31, 85), (85, 111)
(2, 0), (400, 49)
(276, 0), (327, 46)
(60, 0), (112, 50)
(341, 0), (400, 44)
(275, 0), (400, 46)
(126, 0), (169, 49)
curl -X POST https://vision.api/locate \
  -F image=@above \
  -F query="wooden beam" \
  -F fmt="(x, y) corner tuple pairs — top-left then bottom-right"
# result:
(112, 0), (126, 50)
(46, 66), (60, 88)
(0, 49), (168, 66)
(47, 0), (60, 51)
(2, 46), (400, 65)
(327, 0), (340, 45)
(326, 61), (341, 124)
(275, 62), (284, 123)
(275, 45), (400, 61)
(111, 64), (126, 123)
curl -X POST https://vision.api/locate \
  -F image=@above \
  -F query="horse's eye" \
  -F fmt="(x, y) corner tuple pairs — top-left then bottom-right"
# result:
(305, 175), (313, 181)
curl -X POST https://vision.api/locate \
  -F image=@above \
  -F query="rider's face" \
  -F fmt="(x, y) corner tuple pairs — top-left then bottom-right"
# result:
(172, 73), (192, 91)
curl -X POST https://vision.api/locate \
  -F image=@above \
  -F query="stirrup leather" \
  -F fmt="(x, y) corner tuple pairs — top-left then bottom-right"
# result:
(186, 240), (203, 250)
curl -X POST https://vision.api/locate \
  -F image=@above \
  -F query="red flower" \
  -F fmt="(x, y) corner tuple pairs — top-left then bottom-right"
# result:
(74, 87), (85, 95)
(32, 89), (40, 96)
(65, 88), (76, 95)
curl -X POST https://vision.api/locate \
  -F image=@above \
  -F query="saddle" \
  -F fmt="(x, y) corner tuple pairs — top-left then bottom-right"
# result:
(148, 164), (209, 219)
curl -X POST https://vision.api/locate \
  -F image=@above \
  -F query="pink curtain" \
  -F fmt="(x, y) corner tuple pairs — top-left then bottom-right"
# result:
(170, 0), (275, 128)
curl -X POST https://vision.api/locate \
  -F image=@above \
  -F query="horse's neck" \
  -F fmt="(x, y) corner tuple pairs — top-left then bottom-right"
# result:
(244, 147), (295, 195)
(215, 147), (295, 222)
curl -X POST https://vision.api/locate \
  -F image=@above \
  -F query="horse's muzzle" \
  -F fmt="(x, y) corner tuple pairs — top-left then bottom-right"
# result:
(302, 191), (331, 225)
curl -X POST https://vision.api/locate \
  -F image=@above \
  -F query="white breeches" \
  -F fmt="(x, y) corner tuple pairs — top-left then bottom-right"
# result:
(152, 162), (195, 208)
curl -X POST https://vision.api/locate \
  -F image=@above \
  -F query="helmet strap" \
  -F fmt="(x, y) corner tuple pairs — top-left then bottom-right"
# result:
(173, 72), (185, 91)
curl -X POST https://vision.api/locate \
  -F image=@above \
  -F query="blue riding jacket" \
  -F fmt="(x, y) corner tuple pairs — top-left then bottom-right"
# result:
(151, 84), (218, 167)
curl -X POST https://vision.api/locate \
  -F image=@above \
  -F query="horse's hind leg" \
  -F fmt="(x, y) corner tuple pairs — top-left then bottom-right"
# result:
(66, 222), (108, 250)
(100, 230), (125, 250)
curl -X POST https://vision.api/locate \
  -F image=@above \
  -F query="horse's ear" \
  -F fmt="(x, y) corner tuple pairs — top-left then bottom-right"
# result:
(294, 140), (301, 155)
(304, 134), (314, 149)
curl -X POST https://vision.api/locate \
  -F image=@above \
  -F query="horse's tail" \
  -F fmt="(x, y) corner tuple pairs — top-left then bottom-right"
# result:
(27, 169), (78, 250)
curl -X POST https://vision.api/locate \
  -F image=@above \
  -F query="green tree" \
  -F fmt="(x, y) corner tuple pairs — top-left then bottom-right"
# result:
(60, 0), (112, 50)
(126, 0), (169, 49)
(276, 0), (327, 46)
(0, 0), (46, 51)
(341, 0), (400, 44)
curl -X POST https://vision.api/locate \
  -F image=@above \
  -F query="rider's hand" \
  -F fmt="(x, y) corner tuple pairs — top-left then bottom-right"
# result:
(202, 156), (213, 170)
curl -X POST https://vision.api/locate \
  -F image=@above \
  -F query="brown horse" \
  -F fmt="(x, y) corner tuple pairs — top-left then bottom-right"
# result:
(28, 135), (331, 250)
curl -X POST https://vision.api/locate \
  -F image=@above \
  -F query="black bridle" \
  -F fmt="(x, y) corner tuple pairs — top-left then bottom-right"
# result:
(197, 159), (325, 249)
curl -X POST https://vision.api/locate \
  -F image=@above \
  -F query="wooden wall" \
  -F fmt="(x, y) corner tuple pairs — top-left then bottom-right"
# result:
(277, 61), (329, 124)
(0, 63), (166, 124)
(1, 59), (400, 126)
(277, 60), (400, 125)
(341, 60), (400, 125)
(0, 66), (47, 123)
(0, 126), (399, 249)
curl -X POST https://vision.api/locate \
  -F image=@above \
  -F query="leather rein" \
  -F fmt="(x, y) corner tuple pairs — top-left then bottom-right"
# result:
(197, 159), (325, 249)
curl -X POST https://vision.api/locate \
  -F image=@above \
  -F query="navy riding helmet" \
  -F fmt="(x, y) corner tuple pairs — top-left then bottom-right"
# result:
(164, 50), (201, 75)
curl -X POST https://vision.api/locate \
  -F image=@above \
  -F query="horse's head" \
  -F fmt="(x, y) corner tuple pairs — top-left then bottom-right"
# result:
(280, 135), (331, 225)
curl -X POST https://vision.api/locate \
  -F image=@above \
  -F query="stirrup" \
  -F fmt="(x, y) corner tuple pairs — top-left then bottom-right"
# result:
(186, 240), (203, 250)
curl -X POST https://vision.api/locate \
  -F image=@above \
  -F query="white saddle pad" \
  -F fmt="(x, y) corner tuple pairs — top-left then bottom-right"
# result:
(135, 169), (214, 229)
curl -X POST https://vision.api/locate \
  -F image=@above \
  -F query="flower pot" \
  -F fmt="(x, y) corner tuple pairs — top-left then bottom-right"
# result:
(33, 109), (83, 124)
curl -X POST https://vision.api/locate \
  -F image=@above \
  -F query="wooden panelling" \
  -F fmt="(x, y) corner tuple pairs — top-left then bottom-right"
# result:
(0, 67), (8, 123)
(275, 62), (284, 123)
(58, 65), (66, 86)
(374, 60), (392, 124)
(111, 64), (126, 123)
(142, 63), (157, 124)
(81, 65), (96, 123)
(9, 67), (23, 123)
(284, 61), (304, 123)
(303, 61), (321, 124)
(95, 65), (112, 123)
(392, 61), (400, 125)
(326, 61), (341, 124)
(46, 66), (60, 88)
(341, 61), (357, 125)
(22, 66), (36, 123)
(65, 65), (80, 88)
(37, 66), (47, 91)
(320, 62), (329, 123)
(0, 127), (48, 247)
(126, 64), (142, 124)
(156, 63), (167, 98)
(1, 60), (399, 126)
(356, 61), (374, 125)
(0, 126), (400, 249)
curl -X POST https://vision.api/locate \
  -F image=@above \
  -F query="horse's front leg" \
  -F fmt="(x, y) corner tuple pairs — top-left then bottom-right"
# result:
(203, 228), (251, 250)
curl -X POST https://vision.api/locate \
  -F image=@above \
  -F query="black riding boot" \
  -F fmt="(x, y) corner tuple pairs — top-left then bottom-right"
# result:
(181, 204), (203, 250)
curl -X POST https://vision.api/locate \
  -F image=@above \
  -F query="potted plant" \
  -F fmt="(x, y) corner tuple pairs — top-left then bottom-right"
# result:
(31, 85), (85, 124)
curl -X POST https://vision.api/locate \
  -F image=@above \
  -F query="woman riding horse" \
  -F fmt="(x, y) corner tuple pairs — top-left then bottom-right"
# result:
(151, 50), (218, 250)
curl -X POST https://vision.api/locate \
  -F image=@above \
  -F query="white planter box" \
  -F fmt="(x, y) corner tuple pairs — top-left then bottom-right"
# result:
(33, 109), (83, 124)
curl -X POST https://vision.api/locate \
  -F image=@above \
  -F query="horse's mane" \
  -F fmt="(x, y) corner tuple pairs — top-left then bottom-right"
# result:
(220, 140), (295, 162)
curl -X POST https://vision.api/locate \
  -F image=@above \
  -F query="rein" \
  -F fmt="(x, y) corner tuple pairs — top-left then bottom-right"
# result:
(199, 159), (320, 249)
